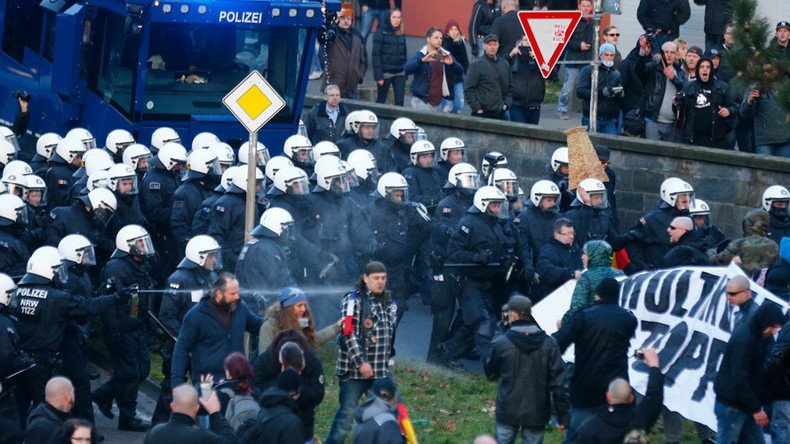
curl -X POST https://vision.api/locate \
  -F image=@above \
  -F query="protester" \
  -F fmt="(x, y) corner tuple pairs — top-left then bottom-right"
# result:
(618, 36), (652, 137)
(441, 20), (470, 114)
(143, 384), (236, 444)
(662, 216), (710, 267)
(372, 9), (407, 106)
(602, 25), (623, 68)
(465, 34), (513, 120)
(681, 46), (702, 80)
(304, 85), (349, 143)
(709, 209), (779, 276)
(561, 240), (625, 324)
(258, 287), (342, 353)
(321, 3), (366, 99)
(239, 369), (305, 444)
(468, 0), (500, 57)
(764, 320), (790, 443)
(490, 0), (523, 58)
(576, 43), (623, 134)
(508, 36), (546, 125)
(404, 27), (464, 112)
(351, 379), (406, 444)
(60, 418), (96, 444)
(24, 377), (74, 444)
(636, 0), (691, 50)
(216, 352), (258, 431)
(740, 80), (790, 158)
(359, 0), (391, 43)
(535, 219), (583, 302)
(638, 41), (688, 141)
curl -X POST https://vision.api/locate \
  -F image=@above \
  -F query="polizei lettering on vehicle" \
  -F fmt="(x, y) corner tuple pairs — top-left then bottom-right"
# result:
(218, 11), (263, 24)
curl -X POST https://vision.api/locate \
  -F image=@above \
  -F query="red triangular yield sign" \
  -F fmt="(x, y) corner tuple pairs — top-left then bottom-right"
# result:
(517, 10), (584, 79)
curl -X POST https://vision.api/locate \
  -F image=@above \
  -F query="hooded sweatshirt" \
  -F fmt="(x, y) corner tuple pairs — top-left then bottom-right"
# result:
(352, 396), (404, 444)
(710, 209), (779, 275)
(563, 240), (625, 323)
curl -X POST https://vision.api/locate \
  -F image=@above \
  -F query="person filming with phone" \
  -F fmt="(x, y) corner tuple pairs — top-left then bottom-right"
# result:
(404, 26), (464, 112)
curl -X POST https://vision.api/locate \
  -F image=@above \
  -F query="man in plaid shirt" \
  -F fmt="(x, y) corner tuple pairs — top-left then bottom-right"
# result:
(326, 261), (397, 444)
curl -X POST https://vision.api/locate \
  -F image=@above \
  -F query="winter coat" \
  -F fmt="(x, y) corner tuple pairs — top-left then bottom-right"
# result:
(24, 402), (68, 444)
(484, 320), (569, 428)
(714, 302), (786, 414)
(709, 209), (779, 275)
(160, 264), (215, 335)
(238, 388), (304, 444)
(693, 0), (731, 36)
(536, 239), (583, 300)
(662, 228), (711, 267)
(740, 89), (790, 147)
(257, 309), (341, 353)
(508, 49), (546, 108)
(636, 0), (691, 38)
(565, 204), (621, 249)
(490, 10), (524, 57)
(628, 204), (688, 271)
(555, 301), (638, 409)
(618, 44), (650, 116)
(321, 26), (366, 98)
(636, 58), (688, 121)
(442, 34), (469, 87)
(465, 53), (513, 113)
(768, 209), (790, 245)
(404, 47), (463, 103)
(517, 204), (560, 266)
(304, 101), (349, 144)
(372, 21), (407, 80)
(468, 0), (500, 50)
(575, 367), (665, 443)
(144, 412), (236, 444)
(577, 64), (623, 120)
(764, 322), (790, 401)
(401, 165), (445, 209)
(674, 75), (736, 143)
(565, 18), (595, 62)
(563, 240), (625, 324)
(351, 396), (406, 444)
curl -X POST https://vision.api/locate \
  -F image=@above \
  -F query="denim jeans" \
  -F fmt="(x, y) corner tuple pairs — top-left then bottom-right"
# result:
(755, 142), (790, 158)
(771, 400), (790, 444)
(441, 80), (465, 113)
(376, 75), (406, 106)
(581, 116), (619, 135)
(360, 8), (389, 42)
(558, 67), (580, 113)
(496, 423), (545, 444)
(714, 401), (765, 444)
(645, 120), (677, 142)
(325, 378), (375, 444)
(562, 406), (598, 443)
(509, 105), (541, 124)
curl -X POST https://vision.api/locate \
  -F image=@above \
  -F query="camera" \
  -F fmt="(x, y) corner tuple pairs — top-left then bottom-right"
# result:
(434, 52), (446, 61)
(12, 90), (31, 102)
(633, 349), (645, 359)
(644, 29), (657, 46)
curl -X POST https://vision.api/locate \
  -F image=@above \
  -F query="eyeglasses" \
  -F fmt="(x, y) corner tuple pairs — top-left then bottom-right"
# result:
(726, 289), (747, 296)
(668, 226), (680, 231)
(607, 33), (620, 37)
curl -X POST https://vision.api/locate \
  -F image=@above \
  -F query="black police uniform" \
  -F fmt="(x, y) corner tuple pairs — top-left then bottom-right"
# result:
(65, 174), (89, 206)
(191, 188), (224, 236)
(337, 137), (396, 174)
(383, 135), (411, 172)
(236, 226), (296, 294)
(208, 186), (251, 274)
(565, 203), (623, 248)
(30, 155), (48, 177)
(92, 254), (155, 429)
(107, 194), (147, 240)
(13, 273), (117, 417)
(171, 180), (211, 253)
(435, 160), (454, 184)
(140, 161), (180, 285)
(517, 203), (561, 268)
(151, 261), (215, 425)
(442, 209), (521, 362)
(24, 203), (48, 251)
(542, 169), (575, 213)
(0, 306), (29, 437)
(44, 201), (105, 249)
(0, 226), (30, 278)
(44, 163), (78, 210)
(266, 193), (326, 283)
(767, 210), (790, 245)
(402, 165), (445, 210)
(349, 177), (377, 209)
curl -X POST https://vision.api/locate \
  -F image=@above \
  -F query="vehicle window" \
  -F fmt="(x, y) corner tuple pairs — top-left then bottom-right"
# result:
(1, 0), (44, 63)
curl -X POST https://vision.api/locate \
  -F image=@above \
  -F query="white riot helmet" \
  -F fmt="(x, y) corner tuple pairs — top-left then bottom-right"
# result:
(410, 140), (436, 166)
(530, 180), (561, 211)
(2, 171), (28, 198)
(53, 137), (86, 164)
(123, 144), (152, 171)
(351, 110), (379, 140)
(104, 129), (135, 155)
(341, 160), (358, 188)
(480, 151), (508, 179)
(312, 141), (341, 161)
(254, 207), (295, 237)
(473, 186), (508, 219)
(376, 172), (409, 204)
(24, 246), (67, 283)
(389, 117), (420, 143)
(439, 137), (467, 163)
(208, 142), (235, 168)
(0, 273), (15, 307)
(184, 235), (222, 270)
(689, 199), (711, 217)
(265, 156), (294, 181)
(2, 160), (32, 181)
(448, 163), (480, 191)
(229, 164), (263, 193)
(184, 149), (222, 181)
(23, 174), (47, 205)
(36, 133), (62, 160)
(347, 149), (379, 182)
(315, 159), (350, 193)
(762, 185), (789, 214)
(490, 168), (519, 199)
(283, 135), (313, 165)
(0, 194), (27, 226)
(114, 224), (155, 258)
(107, 164), (139, 195)
(659, 178), (694, 208)
(58, 234), (97, 266)
(191, 132), (220, 152)
(65, 128), (97, 151)
(0, 140), (16, 166)
(83, 149), (114, 177)
(272, 166), (310, 196)
(344, 110), (362, 134)
(151, 127), (181, 153)
(81, 188), (117, 226)
(577, 178), (608, 209)
(217, 165), (238, 192)
(551, 147), (569, 174)
(156, 142), (188, 171)
(87, 170), (111, 191)
(0, 126), (19, 152)
(238, 141), (270, 167)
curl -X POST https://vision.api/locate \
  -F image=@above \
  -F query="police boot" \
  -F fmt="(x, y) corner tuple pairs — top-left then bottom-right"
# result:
(118, 416), (149, 432)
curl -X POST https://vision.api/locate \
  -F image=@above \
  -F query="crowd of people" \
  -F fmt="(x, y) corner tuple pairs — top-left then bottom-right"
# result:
(315, 0), (790, 156)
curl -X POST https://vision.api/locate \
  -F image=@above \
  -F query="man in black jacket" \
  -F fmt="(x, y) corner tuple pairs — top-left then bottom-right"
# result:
(662, 216), (710, 267)
(468, 0), (500, 57)
(636, 0), (691, 50)
(713, 302), (785, 444)
(575, 348), (664, 443)
(636, 40), (687, 142)
(490, 0), (523, 57)
(24, 377), (74, 443)
(576, 43), (623, 134)
(764, 321), (790, 443)
(618, 37), (652, 137)
(535, 218), (583, 302)
(240, 369), (305, 444)
(693, 0), (732, 52)
(554, 278), (638, 443)
(144, 384), (236, 444)
(465, 34), (513, 120)
(303, 85), (349, 143)
(507, 37), (545, 124)
(485, 295), (569, 443)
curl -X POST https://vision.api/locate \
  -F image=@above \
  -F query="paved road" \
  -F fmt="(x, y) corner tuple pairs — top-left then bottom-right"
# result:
(90, 368), (156, 444)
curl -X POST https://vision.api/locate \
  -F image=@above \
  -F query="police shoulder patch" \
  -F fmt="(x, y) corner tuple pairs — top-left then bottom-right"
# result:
(461, 225), (470, 234)
(149, 182), (161, 190)
(216, 206), (225, 213)
(173, 200), (184, 209)
(58, 179), (69, 186)
(442, 207), (452, 214)
(169, 283), (181, 289)
(49, 211), (57, 220)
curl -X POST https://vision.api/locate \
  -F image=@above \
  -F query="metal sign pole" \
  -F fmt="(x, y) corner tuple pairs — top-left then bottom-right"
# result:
(244, 131), (258, 243)
(589, 0), (603, 133)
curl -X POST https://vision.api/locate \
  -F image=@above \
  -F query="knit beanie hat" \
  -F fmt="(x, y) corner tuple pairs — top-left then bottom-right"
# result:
(364, 261), (387, 275)
(277, 368), (302, 395)
(599, 43), (616, 56)
(595, 277), (621, 302)
(278, 287), (307, 308)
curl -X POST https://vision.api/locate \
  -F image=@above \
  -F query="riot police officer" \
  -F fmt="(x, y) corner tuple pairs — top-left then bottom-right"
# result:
(45, 136), (86, 209)
(402, 140), (445, 211)
(283, 135), (316, 178)
(208, 165), (264, 273)
(689, 199), (727, 252)
(66, 149), (114, 203)
(436, 137), (468, 181)
(22, 175), (49, 251)
(104, 129), (136, 164)
(92, 225), (157, 432)
(480, 151), (508, 185)
(346, 149), (381, 208)
(565, 178), (622, 248)
(0, 273), (27, 440)
(44, 188), (117, 257)
(337, 111), (395, 173)
(762, 185), (790, 244)
(106, 163), (148, 240)
(384, 117), (421, 172)
(0, 194), (30, 277)
(207, 142), (235, 173)
(442, 186), (521, 365)
(152, 235), (221, 425)
(31, 133), (60, 176)
(238, 140), (271, 171)
(542, 147), (575, 213)
(190, 132), (220, 152)
(14, 247), (121, 418)
(518, 180), (562, 271)
(192, 166), (236, 236)
(149, 127), (181, 156)
(122, 143), (152, 183)
(171, 149), (222, 253)
(140, 142), (186, 285)
(236, 208), (297, 293)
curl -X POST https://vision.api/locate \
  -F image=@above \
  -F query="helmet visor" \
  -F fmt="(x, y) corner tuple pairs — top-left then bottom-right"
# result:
(24, 188), (47, 207)
(286, 176), (310, 196)
(589, 191), (608, 209)
(5, 134), (20, 152)
(92, 207), (114, 227)
(297, 123), (309, 139)
(329, 175), (351, 194)
(456, 173), (480, 190)
(497, 179), (519, 199)
(82, 138), (98, 151)
(208, 158), (223, 176)
(345, 170), (360, 188)
(116, 141), (133, 153)
(357, 123), (379, 141)
(203, 249), (223, 270)
(487, 199), (509, 220)
(415, 128), (428, 142)
(130, 234), (156, 257)
(77, 245), (97, 266)
(15, 205), (28, 226)
(367, 168), (381, 185)
(443, 147), (467, 164)
(116, 175), (139, 195)
(54, 261), (69, 284)
(255, 148), (271, 167)
(294, 148), (313, 164)
(386, 186), (409, 203)
(164, 135), (181, 146)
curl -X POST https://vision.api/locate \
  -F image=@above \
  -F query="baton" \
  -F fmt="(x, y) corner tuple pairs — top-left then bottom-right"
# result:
(3, 363), (36, 381)
(147, 311), (177, 342)
(319, 257), (339, 279)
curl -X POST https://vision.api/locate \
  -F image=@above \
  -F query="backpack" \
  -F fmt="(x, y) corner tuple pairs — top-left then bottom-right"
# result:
(223, 388), (261, 432)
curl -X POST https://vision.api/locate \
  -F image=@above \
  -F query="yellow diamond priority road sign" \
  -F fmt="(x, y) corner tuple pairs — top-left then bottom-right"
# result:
(223, 70), (285, 133)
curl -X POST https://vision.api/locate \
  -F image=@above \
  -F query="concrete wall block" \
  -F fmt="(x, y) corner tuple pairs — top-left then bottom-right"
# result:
(693, 178), (737, 202)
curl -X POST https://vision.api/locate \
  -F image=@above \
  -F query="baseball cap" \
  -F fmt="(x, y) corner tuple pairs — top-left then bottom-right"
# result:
(484, 34), (499, 44)
(777, 21), (790, 31)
